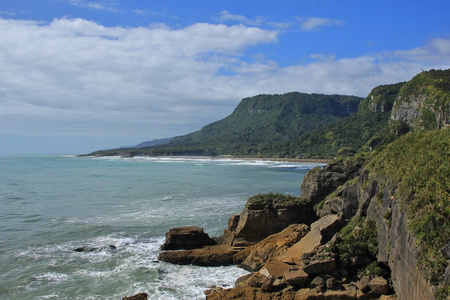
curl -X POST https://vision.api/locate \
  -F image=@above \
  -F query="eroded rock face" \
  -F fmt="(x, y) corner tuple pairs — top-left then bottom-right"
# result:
(365, 184), (435, 300)
(160, 226), (216, 250)
(231, 200), (315, 245)
(301, 159), (363, 206)
(234, 224), (309, 271)
(158, 244), (234, 266)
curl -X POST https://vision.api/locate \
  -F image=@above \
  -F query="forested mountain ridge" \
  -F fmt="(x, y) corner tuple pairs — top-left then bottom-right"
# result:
(86, 69), (450, 158)
(87, 93), (362, 157)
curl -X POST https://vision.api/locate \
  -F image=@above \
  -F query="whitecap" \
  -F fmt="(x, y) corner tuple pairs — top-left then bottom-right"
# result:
(34, 272), (70, 283)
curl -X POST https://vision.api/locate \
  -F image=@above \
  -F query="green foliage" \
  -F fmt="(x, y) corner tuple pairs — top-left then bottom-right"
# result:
(280, 82), (405, 158)
(335, 216), (378, 260)
(435, 284), (450, 300)
(88, 92), (362, 158)
(247, 192), (309, 206)
(394, 69), (450, 130)
(358, 261), (385, 278)
(367, 129), (450, 284)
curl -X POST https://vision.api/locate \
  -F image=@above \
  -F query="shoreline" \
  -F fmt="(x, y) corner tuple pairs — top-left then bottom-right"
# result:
(90, 154), (331, 164)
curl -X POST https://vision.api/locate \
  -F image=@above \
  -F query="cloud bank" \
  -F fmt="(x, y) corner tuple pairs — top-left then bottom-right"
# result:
(0, 17), (449, 140)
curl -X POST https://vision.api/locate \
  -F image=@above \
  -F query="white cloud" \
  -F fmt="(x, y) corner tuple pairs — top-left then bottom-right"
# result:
(0, 17), (449, 142)
(67, 0), (118, 12)
(300, 17), (343, 31)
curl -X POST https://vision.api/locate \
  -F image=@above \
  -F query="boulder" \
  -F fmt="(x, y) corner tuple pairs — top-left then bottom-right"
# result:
(284, 269), (309, 286)
(356, 275), (370, 291)
(302, 258), (336, 275)
(310, 276), (325, 288)
(122, 293), (148, 300)
(368, 277), (390, 295)
(160, 226), (216, 250)
(236, 224), (309, 271)
(158, 244), (234, 266)
(205, 286), (297, 300)
(279, 214), (343, 265)
(259, 260), (291, 279)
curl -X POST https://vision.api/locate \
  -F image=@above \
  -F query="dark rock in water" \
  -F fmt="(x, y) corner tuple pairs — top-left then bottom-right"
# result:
(122, 293), (148, 300)
(160, 226), (217, 250)
(74, 245), (117, 252)
(73, 246), (97, 252)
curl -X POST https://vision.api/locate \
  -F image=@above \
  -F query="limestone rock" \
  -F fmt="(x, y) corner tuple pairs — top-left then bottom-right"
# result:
(284, 269), (309, 286)
(279, 214), (343, 265)
(326, 277), (337, 289)
(302, 258), (336, 275)
(300, 159), (362, 205)
(368, 277), (390, 295)
(206, 286), (297, 300)
(310, 276), (325, 288)
(231, 196), (316, 244)
(160, 226), (216, 250)
(356, 275), (370, 291)
(259, 260), (291, 279)
(236, 224), (309, 271)
(158, 244), (234, 266)
(379, 295), (398, 300)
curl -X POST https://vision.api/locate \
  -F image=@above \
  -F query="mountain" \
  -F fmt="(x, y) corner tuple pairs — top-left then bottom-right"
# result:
(87, 93), (362, 157)
(133, 137), (174, 148)
(86, 69), (450, 159)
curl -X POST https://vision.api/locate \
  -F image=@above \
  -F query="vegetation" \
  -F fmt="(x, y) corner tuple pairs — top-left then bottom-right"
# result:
(335, 216), (378, 261)
(393, 68), (450, 130)
(246, 192), (309, 206)
(367, 129), (450, 285)
(84, 68), (450, 297)
(88, 92), (362, 158)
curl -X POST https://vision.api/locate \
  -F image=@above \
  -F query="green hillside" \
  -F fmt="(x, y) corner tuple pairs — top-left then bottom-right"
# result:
(273, 82), (406, 158)
(88, 93), (362, 157)
(86, 69), (450, 159)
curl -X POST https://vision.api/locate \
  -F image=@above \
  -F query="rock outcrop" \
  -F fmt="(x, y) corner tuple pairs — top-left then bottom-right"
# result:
(223, 193), (316, 246)
(158, 244), (234, 266)
(300, 158), (363, 206)
(160, 226), (216, 250)
(159, 193), (316, 267)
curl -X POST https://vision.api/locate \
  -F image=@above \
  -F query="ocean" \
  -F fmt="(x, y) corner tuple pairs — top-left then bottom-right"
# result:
(0, 155), (322, 299)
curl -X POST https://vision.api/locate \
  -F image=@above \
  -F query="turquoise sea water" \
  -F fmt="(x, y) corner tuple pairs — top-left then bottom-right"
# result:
(0, 155), (322, 299)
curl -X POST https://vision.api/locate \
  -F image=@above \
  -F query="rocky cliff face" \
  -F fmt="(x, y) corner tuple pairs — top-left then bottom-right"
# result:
(390, 69), (450, 130)
(313, 164), (437, 300)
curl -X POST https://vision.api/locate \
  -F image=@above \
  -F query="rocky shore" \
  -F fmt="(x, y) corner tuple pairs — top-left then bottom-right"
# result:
(154, 155), (449, 300)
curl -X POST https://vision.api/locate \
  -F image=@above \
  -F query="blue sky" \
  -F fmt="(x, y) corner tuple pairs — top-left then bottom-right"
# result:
(1, 0), (450, 155)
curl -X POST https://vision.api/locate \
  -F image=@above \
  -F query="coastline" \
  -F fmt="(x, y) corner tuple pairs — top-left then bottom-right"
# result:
(133, 155), (331, 164)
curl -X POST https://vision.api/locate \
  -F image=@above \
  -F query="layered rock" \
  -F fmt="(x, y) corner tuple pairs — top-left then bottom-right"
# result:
(159, 193), (316, 267)
(158, 244), (234, 266)
(160, 226), (216, 250)
(224, 193), (316, 246)
(300, 158), (363, 206)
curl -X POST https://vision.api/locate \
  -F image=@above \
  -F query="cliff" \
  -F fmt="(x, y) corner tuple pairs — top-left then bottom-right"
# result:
(313, 128), (449, 300)
(391, 69), (450, 130)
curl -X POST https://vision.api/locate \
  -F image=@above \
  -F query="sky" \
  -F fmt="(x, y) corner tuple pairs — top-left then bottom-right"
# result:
(1, 0), (450, 155)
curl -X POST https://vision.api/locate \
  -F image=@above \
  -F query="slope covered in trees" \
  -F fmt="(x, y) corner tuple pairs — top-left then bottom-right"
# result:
(87, 69), (450, 159)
